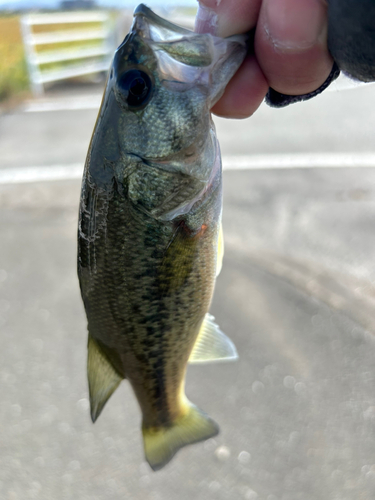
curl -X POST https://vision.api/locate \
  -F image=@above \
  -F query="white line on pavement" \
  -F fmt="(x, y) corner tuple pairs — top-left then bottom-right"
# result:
(22, 95), (102, 112)
(223, 153), (375, 170)
(0, 164), (83, 184)
(0, 153), (375, 185)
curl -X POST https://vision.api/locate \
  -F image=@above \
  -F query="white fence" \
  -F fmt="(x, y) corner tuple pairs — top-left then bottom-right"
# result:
(21, 11), (116, 95)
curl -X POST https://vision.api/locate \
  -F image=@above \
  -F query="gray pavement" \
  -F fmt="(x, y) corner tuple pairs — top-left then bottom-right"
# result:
(1, 82), (375, 169)
(1, 85), (375, 499)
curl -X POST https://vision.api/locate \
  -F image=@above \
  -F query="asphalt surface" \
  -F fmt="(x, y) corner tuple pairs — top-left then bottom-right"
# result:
(2, 80), (375, 169)
(1, 83), (375, 500)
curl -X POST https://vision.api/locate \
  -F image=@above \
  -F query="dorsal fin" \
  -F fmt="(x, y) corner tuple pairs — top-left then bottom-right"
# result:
(189, 313), (238, 363)
(87, 335), (123, 422)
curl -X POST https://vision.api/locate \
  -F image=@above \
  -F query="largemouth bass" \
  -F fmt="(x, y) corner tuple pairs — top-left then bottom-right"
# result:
(78, 4), (246, 471)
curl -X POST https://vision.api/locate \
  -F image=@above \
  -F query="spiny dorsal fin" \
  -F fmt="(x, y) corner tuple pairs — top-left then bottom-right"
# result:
(87, 335), (123, 422)
(189, 313), (238, 364)
(143, 402), (219, 471)
(216, 222), (224, 277)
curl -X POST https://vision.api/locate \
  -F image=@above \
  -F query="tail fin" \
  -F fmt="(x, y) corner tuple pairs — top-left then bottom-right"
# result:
(142, 403), (219, 471)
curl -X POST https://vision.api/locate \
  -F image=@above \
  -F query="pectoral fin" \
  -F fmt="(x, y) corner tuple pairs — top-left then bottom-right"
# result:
(87, 335), (123, 422)
(189, 313), (238, 363)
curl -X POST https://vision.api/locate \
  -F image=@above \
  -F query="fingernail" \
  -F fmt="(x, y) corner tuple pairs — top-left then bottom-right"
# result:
(195, 3), (218, 35)
(264, 0), (326, 51)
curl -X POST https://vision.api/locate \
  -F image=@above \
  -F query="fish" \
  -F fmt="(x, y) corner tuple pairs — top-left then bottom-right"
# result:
(77, 4), (246, 471)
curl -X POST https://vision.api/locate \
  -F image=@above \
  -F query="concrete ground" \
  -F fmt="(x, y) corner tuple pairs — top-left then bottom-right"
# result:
(1, 81), (375, 500)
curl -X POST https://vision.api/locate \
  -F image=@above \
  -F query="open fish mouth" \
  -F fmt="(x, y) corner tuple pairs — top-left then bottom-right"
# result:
(123, 3), (247, 90)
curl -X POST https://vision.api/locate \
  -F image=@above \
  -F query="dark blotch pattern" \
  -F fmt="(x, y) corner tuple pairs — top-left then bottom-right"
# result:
(78, 169), (221, 426)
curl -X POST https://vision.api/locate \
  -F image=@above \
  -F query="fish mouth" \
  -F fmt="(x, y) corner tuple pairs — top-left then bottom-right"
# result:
(123, 3), (247, 106)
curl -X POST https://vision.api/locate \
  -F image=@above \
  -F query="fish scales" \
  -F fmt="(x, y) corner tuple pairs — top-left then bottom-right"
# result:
(81, 171), (221, 416)
(78, 4), (246, 470)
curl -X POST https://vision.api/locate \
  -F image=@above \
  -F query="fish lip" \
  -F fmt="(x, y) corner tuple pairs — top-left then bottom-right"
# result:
(133, 3), (192, 36)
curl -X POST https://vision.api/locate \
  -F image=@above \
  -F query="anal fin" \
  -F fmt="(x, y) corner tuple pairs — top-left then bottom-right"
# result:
(189, 313), (238, 363)
(87, 335), (123, 422)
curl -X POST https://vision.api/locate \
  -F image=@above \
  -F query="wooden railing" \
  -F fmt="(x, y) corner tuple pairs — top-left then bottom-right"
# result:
(21, 11), (116, 95)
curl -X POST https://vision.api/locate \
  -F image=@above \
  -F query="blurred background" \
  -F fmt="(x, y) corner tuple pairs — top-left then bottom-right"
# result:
(1, 1), (375, 499)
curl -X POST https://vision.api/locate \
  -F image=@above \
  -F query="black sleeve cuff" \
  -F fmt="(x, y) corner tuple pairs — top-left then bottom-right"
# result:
(265, 62), (341, 108)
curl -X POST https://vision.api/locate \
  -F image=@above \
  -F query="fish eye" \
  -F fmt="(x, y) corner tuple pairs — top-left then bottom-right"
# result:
(117, 69), (152, 109)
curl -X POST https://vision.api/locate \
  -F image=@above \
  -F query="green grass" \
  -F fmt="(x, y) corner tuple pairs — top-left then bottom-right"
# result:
(0, 16), (29, 102)
(0, 13), (117, 102)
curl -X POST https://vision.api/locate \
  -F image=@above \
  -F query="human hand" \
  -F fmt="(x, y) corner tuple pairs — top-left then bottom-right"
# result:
(195, 0), (333, 118)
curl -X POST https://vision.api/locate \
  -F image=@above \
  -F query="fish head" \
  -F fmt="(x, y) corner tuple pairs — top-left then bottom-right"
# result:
(104, 4), (247, 182)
